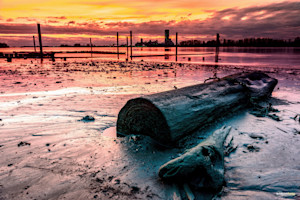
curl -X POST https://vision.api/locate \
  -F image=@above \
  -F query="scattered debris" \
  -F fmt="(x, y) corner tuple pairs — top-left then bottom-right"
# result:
(32, 134), (43, 136)
(17, 141), (31, 147)
(248, 133), (265, 140)
(293, 129), (300, 135)
(292, 114), (300, 123)
(276, 127), (288, 133)
(158, 126), (231, 191)
(245, 144), (260, 152)
(13, 82), (22, 84)
(267, 113), (281, 121)
(224, 137), (238, 156)
(250, 102), (281, 121)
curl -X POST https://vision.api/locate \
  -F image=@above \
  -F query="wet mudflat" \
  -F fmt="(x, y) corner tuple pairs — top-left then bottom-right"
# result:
(0, 58), (299, 199)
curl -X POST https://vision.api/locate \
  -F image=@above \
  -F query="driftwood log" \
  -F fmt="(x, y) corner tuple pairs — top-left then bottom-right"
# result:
(158, 126), (231, 191)
(117, 72), (277, 145)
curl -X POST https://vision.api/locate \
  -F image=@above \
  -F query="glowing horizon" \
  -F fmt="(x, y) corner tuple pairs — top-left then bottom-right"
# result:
(0, 0), (299, 46)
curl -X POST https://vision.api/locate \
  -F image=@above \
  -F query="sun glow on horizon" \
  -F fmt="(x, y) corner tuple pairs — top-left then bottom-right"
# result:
(0, 0), (299, 46)
(2, 0), (292, 22)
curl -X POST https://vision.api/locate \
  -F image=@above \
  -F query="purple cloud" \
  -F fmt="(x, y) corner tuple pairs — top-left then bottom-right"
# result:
(0, 1), (299, 46)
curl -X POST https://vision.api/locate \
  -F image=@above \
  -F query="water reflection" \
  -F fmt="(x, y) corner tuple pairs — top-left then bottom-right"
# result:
(1, 47), (300, 68)
(215, 46), (219, 63)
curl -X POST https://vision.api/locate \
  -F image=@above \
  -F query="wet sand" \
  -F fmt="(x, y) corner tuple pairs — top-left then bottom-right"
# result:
(0, 58), (299, 199)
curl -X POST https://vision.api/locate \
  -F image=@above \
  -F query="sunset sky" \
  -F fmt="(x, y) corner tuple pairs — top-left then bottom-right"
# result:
(0, 0), (299, 46)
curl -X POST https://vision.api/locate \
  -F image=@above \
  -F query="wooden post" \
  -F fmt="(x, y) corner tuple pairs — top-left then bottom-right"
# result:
(117, 32), (119, 59)
(6, 54), (12, 62)
(215, 33), (220, 62)
(51, 52), (55, 62)
(90, 38), (93, 58)
(176, 32), (178, 61)
(37, 24), (43, 59)
(33, 36), (36, 52)
(130, 31), (133, 60)
(126, 37), (129, 61)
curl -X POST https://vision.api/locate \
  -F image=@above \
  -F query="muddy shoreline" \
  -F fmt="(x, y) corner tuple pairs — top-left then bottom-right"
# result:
(0, 59), (299, 199)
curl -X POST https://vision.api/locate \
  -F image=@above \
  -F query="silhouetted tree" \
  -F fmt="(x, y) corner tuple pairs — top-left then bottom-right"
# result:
(178, 37), (300, 47)
(0, 43), (9, 48)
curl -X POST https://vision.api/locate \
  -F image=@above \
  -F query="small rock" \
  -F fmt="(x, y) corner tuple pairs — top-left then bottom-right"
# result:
(131, 186), (140, 193)
(8, 164), (13, 167)
(80, 115), (95, 122)
(95, 178), (103, 183)
(18, 141), (31, 147)
(248, 133), (264, 140)
(108, 176), (114, 182)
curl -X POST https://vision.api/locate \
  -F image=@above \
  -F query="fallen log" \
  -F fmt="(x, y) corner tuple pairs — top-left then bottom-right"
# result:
(117, 72), (277, 145)
(158, 126), (231, 191)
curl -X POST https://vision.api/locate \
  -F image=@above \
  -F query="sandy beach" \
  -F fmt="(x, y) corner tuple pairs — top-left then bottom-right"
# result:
(0, 58), (299, 199)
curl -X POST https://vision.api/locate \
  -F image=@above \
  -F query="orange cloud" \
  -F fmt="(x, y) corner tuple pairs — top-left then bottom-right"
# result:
(0, 1), (299, 46)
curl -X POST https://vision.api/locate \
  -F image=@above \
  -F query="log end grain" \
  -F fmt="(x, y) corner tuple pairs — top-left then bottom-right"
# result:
(116, 98), (172, 144)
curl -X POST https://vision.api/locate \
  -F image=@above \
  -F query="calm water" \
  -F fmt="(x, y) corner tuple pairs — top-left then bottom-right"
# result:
(1, 47), (300, 69)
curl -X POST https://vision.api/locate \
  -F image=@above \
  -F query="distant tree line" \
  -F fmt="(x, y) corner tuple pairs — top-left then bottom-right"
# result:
(180, 37), (300, 47)
(135, 40), (165, 47)
(0, 43), (9, 48)
(58, 37), (300, 47)
(60, 43), (96, 47)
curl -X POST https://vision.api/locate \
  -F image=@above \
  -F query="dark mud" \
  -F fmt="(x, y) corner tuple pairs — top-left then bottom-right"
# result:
(0, 58), (299, 199)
